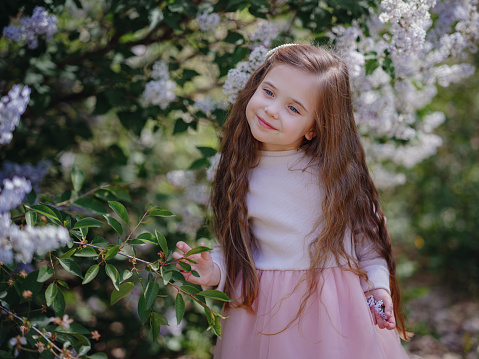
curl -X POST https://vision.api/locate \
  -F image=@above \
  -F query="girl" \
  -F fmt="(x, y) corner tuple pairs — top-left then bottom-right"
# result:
(173, 44), (409, 358)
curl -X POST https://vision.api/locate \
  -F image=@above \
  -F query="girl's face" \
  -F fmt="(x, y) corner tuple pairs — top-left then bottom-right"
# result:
(246, 64), (317, 151)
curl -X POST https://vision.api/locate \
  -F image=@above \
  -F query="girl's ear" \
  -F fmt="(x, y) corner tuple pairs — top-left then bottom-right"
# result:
(305, 129), (316, 141)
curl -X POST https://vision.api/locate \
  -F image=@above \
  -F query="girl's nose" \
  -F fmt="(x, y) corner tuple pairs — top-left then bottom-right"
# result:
(265, 106), (278, 119)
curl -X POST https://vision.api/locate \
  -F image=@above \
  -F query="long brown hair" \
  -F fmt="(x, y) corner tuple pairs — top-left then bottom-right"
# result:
(210, 44), (407, 339)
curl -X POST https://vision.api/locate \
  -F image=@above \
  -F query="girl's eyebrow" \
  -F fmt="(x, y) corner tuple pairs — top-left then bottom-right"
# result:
(263, 81), (309, 114)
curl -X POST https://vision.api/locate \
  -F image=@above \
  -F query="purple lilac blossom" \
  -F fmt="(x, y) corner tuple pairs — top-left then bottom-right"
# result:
(0, 85), (31, 145)
(3, 6), (58, 49)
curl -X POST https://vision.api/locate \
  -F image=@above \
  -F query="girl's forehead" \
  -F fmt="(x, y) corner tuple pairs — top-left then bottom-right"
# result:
(261, 64), (318, 108)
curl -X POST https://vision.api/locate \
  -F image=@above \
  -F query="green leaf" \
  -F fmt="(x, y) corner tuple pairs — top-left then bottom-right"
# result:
(59, 258), (83, 279)
(161, 268), (172, 285)
(71, 167), (85, 193)
(365, 58), (380, 75)
(37, 265), (54, 282)
(185, 246), (211, 257)
(212, 315), (222, 338)
(155, 230), (168, 258)
(144, 281), (160, 310)
(46, 283), (58, 306)
(73, 217), (103, 229)
(88, 353), (108, 359)
(111, 282), (135, 305)
(188, 157), (210, 170)
(57, 280), (69, 289)
(196, 290), (232, 302)
(108, 201), (129, 225)
(150, 312), (168, 340)
(175, 293), (185, 325)
(179, 262), (191, 272)
(91, 236), (108, 247)
(53, 289), (65, 317)
(25, 211), (37, 226)
(104, 245), (120, 260)
(74, 197), (108, 215)
(181, 285), (201, 295)
(74, 247), (99, 257)
(138, 295), (149, 325)
(26, 204), (62, 225)
(104, 215), (123, 236)
(56, 322), (90, 335)
(191, 270), (200, 278)
(120, 270), (132, 283)
(127, 239), (145, 245)
(105, 264), (120, 291)
(136, 232), (156, 244)
(196, 146), (217, 158)
(60, 248), (77, 259)
(82, 265), (100, 285)
(149, 209), (175, 217)
(173, 118), (189, 134)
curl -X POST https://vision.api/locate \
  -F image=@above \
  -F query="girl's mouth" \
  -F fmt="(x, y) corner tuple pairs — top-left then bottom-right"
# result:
(257, 115), (277, 130)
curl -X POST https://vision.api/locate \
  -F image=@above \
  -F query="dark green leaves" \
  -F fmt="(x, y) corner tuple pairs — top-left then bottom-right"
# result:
(37, 265), (54, 282)
(155, 230), (168, 257)
(73, 217), (103, 229)
(108, 201), (129, 226)
(150, 312), (168, 340)
(144, 281), (160, 310)
(105, 264), (120, 291)
(82, 265), (100, 285)
(197, 290), (232, 302)
(185, 246), (211, 257)
(111, 282), (135, 305)
(175, 293), (185, 325)
(71, 167), (85, 193)
(46, 283), (58, 306)
(59, 258), (83, 279)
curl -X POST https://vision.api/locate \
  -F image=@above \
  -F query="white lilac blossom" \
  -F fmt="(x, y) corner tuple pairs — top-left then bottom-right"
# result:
(0, 160), (51, 193)
(142, 61), (176, 109)
(206, 153), (221, 182)
(223, 46), (269, 103)
(2, 6), (58, 49)
(0, 214), (70, 264)
(166, 170), (195, 189)
(432, 63), (475, 87)
(367, 295), (388, 320)
(194, 97), (228, 115)
(196, 12), (220, 32)
(0, 85), (31, 145)
(378, 0), (436, 57)
(0, 177), (32, 213)
(250, 22), (281, 48)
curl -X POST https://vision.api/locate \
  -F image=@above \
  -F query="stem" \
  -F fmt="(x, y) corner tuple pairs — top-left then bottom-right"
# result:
(55, 183), (112, 207)
(0, 305), (71, 358)
(123, 211), (149, 245)
(73, 241), (151, 266)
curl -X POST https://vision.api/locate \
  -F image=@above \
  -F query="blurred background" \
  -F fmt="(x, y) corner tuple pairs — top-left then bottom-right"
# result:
(0, 0), (478, 358)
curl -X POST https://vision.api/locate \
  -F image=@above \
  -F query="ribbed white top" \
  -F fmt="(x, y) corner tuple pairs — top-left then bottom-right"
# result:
(211, 149), (390, 293)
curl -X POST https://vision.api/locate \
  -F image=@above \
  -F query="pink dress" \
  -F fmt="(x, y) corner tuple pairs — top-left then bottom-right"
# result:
(211, 150), (409, 359)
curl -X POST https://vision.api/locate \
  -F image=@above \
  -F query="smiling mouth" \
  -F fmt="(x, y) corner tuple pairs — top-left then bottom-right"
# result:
(257, 115), (277, 130)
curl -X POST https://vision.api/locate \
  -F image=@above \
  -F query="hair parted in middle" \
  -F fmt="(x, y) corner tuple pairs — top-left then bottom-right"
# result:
(210, 44), (406, 338)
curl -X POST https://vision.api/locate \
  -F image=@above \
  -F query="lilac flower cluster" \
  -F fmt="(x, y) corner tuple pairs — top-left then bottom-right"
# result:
(223, 46), (269, 103)
(196, 12), (220, 32)
(250, 22), (281, 48)
(0, 177), (32, 213)
(2, 6), (58, 49)
(0, 177), (69, 264)
(142, 61), (176, 109)
(0, 85), (31, 145)
(194, 97), (228, 115)
(0, 160), (51, 193)
(367, 295), (388, 320)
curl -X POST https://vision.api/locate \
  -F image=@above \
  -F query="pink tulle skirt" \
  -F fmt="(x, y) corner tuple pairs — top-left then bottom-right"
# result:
(214, 268), (409, 359)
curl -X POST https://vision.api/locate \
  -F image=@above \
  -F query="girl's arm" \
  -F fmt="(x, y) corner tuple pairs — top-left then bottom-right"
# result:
(172, 241), (221, 288)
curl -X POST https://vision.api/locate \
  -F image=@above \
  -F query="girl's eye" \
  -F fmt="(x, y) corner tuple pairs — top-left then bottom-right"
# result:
(263, 89), (273, 96)
(289, 105), (300, 114)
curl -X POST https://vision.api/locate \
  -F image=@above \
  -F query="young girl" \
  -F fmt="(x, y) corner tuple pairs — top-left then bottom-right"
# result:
(173, 44), (409, 358)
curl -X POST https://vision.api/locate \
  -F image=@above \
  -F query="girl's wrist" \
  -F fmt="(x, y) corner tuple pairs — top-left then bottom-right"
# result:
(208, 263), (221, 287)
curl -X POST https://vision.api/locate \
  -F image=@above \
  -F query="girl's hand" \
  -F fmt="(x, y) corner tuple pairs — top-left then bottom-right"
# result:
(172, 241), (221, 288)
(367, 288), (396, 330)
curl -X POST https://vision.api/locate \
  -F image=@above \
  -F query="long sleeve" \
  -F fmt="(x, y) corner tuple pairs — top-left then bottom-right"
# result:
(355, 235), (390, 294)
